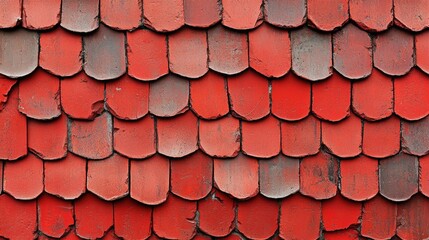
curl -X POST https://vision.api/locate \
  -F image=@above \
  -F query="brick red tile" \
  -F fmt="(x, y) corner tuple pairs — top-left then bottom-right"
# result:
(75, 193), (113, 239)
(100, 0), (141, 30)
(363, 117), (400, 158)
(190, 71), (229, 119)
(143, 0), (184, 32)
(149, 75), (189, 117)
(0, 162), (2, 193)
(38, 194), (74, 238)
(130, 155), (169, 205)
(169, 28), (208, 78)
(0, 29), (38, 78)
(153, 194), (197, 240)
(263, 0), (306, 28)
(221, 0), (262, 30)
(208, 25), (248, 75)
(291, 27), (332, 81)
(62, 231), (81, 240)
(374, 28), (414, 76)
(308, 0), (349, 31)
(361, 195), (397, 239)
(193, 233), (212, 240)
(3, 153), (43, 200)
(198, 190), (235, 237)
(220, 233), (246, 240)
(333, 24), (372, 79)
(184, 0), (220, 27)
(420, 155), (429, 197)
(44, 153), (86, 200)
(0, 194), (36, 239)
(349, 0), (392, 31)
(340, 156), (378, 201)
(394, 0), (429, 31)
(114, 198), (151, 240)
(61, 72), (104, 120)
(322, 113), (362, 158)
(22, 0), (60, 29)
(0, 0), (21, 28)
(279, 194), (321, 239)
(416, 31), (429, 74)
(60, 0), (99, 33)
(102, 230), (120, 240)
(281, 115), (321, 157)
(402, 117), (429, 156)
(322, 194), (361, 231)
(114, 116), (156, 159)
(324, 229), (359, 240)
(272, 73), (310, 121)
(171, 151), (212, 200)
(69, 112), (113, 160)
(127, 29), (168, 81)
(242, 116), (280, 158)
(214, 154), (259, 199)
(300, 152), (338, 200)
(394, 68), (429, 120)
(397, 194), (429, 239)
(0, 75), (16, 110)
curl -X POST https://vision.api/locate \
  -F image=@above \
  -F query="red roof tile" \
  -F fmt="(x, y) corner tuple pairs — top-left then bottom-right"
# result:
(0, 75), (16, 110)
(22, 0), (60, 30)
(397, 194), (429, 240)
(37, 194), (74, 238)
(114, 197), (152, 240)
(281, 115), (321, 157)
(363, 116), (400, 158)
(361, 195), (397, 239)
(149, 75), (189, 117)
(0, 0), (21, 28)
(143, 0), (184, 32)
(322, 194), (361, 231)
(221, 0), (262, 30)
(183, 0), (221, 27)
(324, 229), (359, 240)
(242, 116), (280, 158)
(60, 0), (99, 33)
(307, 0), (349, 31)
(402, 116), (429, 156)
(416, 31), (429, 74)
(0, 194), (36, 239)
(349, 0), (393, 31)
(394, 0), (429, 31)
(263, 0), (306, 28)
(100, 0), (141, 30)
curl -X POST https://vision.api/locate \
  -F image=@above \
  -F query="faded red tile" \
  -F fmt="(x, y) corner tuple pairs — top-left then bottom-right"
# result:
(264, 0), (306, 28)
(308, 0), (348, 31)
(402, 116), (429, 156)
(100, 0), (141, 30)
(130, 155), (169, 205)
(143, 0), (184, 32)
(350, 0), (392, 31)
(363, 116), (400, 158)
(61, 0), (98, 32)
(194, 233), (212, 240)
(394, 0), (429, 31)
(114, 198), (151, 240)
(416, 31), (429, 73)
(281, 115), (321, 157)
(300, 152), (338, 200)
(242, 116), (280, 158)
(153, 195), (197, 240)
(361, 195), (397, 239)
(169, 28), (208, 78)
(3, 153), (43, 200)
(171, 151), (212, 200)
(222, 0), (262, 29)
(0, 162), (2, 193)
(260, 155), (299, 198)
(0, 195), (36, 240)
(149, 75), (189, 117)
(69, 112), (113, 160)
(397, 194), (429, 239)
(38, 194), (74, 238)
(214, 154), (259, 199)
(324, 229), (359, 240)
(22, 0), (60, 29)
(44, 153), (86, 200)
(184, 0), (220, 27)
(0, 75), (16, 110)
(420, 155), (429, 197)
(208, 25), (248, 75)
(322, 194), (361, 231)
(0, 0), (21, 28)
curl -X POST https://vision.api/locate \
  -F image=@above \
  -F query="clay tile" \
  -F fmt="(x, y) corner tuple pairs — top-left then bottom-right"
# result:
(214, 154), (259, 199)
(114, 116), (156, 159)
(307, 0), (349, 31)
(394, 0), (429, 31)
(249, 24), (291, 77)
(237, 195), (278, 239)
(44, 153), (86, 200)
(28, 114), (67, 160)
(130, 155), (169, 205)
(416, 31), (429, 73)
(322, 113), (362, 158)
(0, 29), (38, 78)
(103, 230), (121, 240)
(227, 70), (269, 120)
(149, 75), (189, 117)
(157, 111), (198, 158)
(363, 117), (400, 158)
(168, 28), (208, 78)
(379, 153), (419, 201)
(3, 153), (43, 200)
(143, 0), (184, 32)
(38, 194), (74, 238)
(397, 194), (429, 239)
(300, 152), (338, 200)
(312, 73), (351, 122)
(0, 195), (36, 240)
(271, 73), (311, 121)
(87, 154), (129, 201)
(61, 72), (105, 120)
(171, 151), (213, 200)
(106, 75), (149, 120)
(208, 25), (249, 75)
(75, 193), (113, 239)
(394, 68), (429, 121)
(333, 24), (372, 79)
(18, 69), (61, 120)
(221, 0), (262, 30)
(349, 0), (393, 31)
(374, 28), (414, 76)
(281, 115), (321, 157)
(100, 0), (141, 30)
(184, 0), (221, 27)
(62, 231), (81, 240)
(361, 195), (397, 239)
(420, 155), (429, 197)
(322, 194), (361, 231)
(0, 86), (27, 160)
(61, 0), (99, 33)
(263, 0), (306, 28)
(22, 0), (60, 29)
(69, 112), (113, 160)
(219, 233), (244, 240)
(402, 117), (429, 156)
(0, 0), (21, 28)
(153, 194), (197, 240)
(259, 155), (299, 198)
(83, 25), (126, 80)
(0, 75), (16, 110)
(324, 229), (359, 240)
(198, 190), (235, 237)
(352, 69), (393, 121)
(199, 115), (240, 158)
(279, 194), (321, 240)
(340, 156), (378, 201)
(242, 116), (280, 158)
(0, 162), (2, 193)
(114, 198), (152, 240)
(126, 29), (168, 81)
